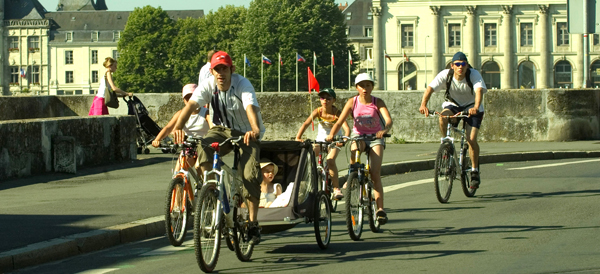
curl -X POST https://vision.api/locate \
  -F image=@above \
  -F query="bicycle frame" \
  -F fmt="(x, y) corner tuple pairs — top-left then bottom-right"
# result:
(170, 142), (202, 213)
(441, 117), (469, 177)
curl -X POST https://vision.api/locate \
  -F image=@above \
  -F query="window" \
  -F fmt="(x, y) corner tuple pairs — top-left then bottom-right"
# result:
(594, 34), (599, 46)
(557, 22), (569, 46)
(28, 37), (40, 49)
(113, 31), (120, 41)
(66, 32), (72, 42)
(366, 47), (373, 60)
(590, 60), (600, 87)
(9, 37), (19, 49)
(398, 62), (417, 90)
(554, 61), (572, 88)
(346, 12), (352, 20)
(92, 31), (99, 42)
(365, 27), (373, 37)
(448, 24), (461, 47)
(520, 23), (533, 46)
(65, 71), (74, 83)
(401, 24), (414, 47)
(92, 71), (99, 83)
(345, 27), (349, 36)
(10, 67), (20, 83)
(112, 50), (120, 60)
(484, 23), (497, 47)
(92, 50), (98, 64)
(65, 50), (74, 64)
(518, 61), (536, 89)
(367, 12), (373, 20)
(31, 66), (40, 83)
(481, 61), (501, 89)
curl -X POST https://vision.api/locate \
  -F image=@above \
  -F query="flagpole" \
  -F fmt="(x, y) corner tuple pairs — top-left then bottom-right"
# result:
(331, 50), (334, 88)
(313, 51), (316, 78)
(278, 53), (281, 92)
(348, 50), (351, 90)
(296, 52), (298, 92)
(244, 54), (246, 78)
(384, 51), (387, 90)
(261, 54), (263, 92)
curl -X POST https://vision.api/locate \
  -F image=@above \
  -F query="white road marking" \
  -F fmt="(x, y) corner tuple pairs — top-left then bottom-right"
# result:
(505, 159), (600, 170)
(337, 178), (432, 206)
(76, 269), (120, 274)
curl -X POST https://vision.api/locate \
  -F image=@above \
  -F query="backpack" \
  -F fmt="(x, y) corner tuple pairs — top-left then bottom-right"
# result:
(445, 68), (473, 105)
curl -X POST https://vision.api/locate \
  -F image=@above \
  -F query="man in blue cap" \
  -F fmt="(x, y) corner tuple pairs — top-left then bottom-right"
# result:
(419, 51), (487, 189)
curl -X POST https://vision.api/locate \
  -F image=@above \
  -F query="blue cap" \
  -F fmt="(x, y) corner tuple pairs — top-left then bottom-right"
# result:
(452, 52), (468, 63)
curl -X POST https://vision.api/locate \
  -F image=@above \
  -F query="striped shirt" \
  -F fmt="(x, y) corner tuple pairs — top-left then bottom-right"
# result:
(190, 74), (266, 139)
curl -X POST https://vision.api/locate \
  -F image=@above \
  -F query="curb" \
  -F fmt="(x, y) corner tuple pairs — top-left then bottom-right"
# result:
(2, 151), (599, 272)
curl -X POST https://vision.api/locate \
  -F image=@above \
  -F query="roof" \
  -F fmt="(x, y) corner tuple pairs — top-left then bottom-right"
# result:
(343, 0), (373, 38)
(4, 0), (47, 20)
(56, 0), (107, 11)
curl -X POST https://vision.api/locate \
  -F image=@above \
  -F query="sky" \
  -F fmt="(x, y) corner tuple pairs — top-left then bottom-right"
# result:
(37, 0), (354, 12)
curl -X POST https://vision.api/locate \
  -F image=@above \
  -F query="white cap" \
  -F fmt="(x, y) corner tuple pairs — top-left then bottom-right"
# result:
(182, 84), (197, 98)
(354, 73), (375, 86)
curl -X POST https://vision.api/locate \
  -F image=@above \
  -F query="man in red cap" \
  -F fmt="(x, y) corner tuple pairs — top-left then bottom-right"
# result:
(174, 51), (266, 245)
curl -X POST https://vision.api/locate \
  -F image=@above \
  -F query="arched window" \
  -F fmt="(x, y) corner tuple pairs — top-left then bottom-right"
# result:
(590, 60), (600, 88)
(518, 61), (536, 89)
(481, 61), (501, 89)
(398, 62), (417, 90)
(554, 61), (572, 88)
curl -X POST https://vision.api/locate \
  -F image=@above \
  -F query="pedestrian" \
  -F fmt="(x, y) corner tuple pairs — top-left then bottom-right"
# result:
(173, 51), (266, 245)
(88, 57), (132, 116)
(419, 51), (487, 189)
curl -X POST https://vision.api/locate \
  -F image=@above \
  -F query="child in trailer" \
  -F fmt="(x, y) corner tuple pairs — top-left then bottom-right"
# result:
(259, 161), (282, 208)
(295, 88), (350, 200)
(326, 73), (393, 225)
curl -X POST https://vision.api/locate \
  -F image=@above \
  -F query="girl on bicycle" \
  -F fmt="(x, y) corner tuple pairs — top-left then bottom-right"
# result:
(296, 88), (350, 200)
(326, 73), (393, 224)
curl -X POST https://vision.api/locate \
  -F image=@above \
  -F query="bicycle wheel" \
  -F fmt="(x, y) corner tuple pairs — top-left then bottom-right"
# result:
(314, 191), (332, 249)
(194, 183), (221, 272)
(366, 181), (380, 232)
(434, 142), (455, 203)
(345, 171), (363, 241)
(233, 194), (254, 261)
(165, 177), (188, 246)
(460, 144), (477, 197)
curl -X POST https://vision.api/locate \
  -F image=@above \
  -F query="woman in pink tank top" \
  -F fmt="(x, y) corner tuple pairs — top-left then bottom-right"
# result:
(326, 73), (393, 225)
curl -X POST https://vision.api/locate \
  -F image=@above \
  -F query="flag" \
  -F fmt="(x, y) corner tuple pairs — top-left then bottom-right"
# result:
(331, 51), (335, 66)
(262, 55), (272, 65)
(308, 67), (319, 94)
(279, 55), (283, 66)
(349, 51), (353, 65)
(403, 50), (408, 61)
(297, 53), (306, 62)
(313, 51), (317, 63)
(20, 68), (26, 78)
(245, 56), (251, 67)
(385, 51), (392, 62)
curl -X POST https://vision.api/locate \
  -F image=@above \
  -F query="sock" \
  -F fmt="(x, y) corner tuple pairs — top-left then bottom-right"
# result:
(471, 167), (479, 172)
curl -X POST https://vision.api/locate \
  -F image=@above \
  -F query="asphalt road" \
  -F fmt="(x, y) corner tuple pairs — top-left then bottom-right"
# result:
(14, 158), (600, 274)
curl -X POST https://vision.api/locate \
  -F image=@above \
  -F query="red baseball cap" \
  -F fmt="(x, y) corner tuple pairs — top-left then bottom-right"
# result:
(210, 51), (233, 69)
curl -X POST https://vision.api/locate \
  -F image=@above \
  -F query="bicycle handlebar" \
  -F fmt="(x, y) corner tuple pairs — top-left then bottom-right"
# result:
(428, 109), (471, 118)
(218, 136), (244, 147)
(334, 133), (391, 143)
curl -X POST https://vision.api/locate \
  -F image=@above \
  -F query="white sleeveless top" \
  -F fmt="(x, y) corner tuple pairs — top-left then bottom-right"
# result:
(259, 183), (281, 207)
(96, 73), (109, 98)
(184, 107), (209, 138)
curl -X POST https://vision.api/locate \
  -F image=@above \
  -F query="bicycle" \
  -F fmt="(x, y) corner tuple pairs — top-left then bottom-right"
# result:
(313, 140), (342, 212)
(162, 138), (203, 247)
(428, 110), (477, 203)
(194, 136), (254, 273)
(337, 134), (390, 240)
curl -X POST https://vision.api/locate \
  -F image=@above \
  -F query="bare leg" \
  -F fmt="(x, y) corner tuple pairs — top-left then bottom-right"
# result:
(438, 109), (455, 137)
(369, 145), (385, 211)
(465, 125), (480, 169)
(326, 147), (340, 188)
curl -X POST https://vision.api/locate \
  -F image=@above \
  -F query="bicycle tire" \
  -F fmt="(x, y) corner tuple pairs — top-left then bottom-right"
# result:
(460, 144), (477, 197)
(345, 171), (363, 241)
(366, 182), (380, 232)
(434, 142), (455, 203)
(194, 183), (221, 272)
(314, 191), (332, 249)
(233, 194), (254, 261)
(164, 177), (188, 246)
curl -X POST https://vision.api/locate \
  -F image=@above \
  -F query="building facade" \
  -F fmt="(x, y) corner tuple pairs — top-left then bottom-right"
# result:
(368, 0), (597, 90)
(2, 0), (203, 96)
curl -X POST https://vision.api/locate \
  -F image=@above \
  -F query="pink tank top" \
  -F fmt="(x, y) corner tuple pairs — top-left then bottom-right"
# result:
(352, 96), (382, 135)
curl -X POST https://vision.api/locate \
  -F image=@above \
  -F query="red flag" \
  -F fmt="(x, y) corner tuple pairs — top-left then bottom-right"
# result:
(308, 67), (320, 94)
(403, 50), (408, 61)
(385, 51), (392, 62)
(349, 52), (353, 65)
(331, 51), (335, 66)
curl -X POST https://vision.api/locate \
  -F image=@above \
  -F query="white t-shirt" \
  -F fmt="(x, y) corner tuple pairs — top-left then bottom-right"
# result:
(184, 107), (209, 138)
(198, 62), (212, 85)
(428, 68), (487, 112)
(191, 74), (266, 139)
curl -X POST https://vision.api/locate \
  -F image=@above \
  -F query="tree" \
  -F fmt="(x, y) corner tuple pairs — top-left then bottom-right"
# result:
(116, 6), (177, 93)
(233, 0), (356, 91)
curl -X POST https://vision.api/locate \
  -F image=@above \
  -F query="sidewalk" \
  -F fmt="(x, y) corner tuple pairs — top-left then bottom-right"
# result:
(1, 141), (599, 272)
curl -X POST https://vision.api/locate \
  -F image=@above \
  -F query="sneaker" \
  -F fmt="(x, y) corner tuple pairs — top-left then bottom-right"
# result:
(247, 222), (261, 245)
(376, 210), (388, 225)
(470, 171), (480, 189)
(333, 188), (344, 200)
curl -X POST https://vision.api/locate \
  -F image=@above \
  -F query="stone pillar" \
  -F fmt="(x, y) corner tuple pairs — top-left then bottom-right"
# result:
(538, 5), (550, 88)
(466, 6), (479, 69)
(502, 5), (514, 89)
(430, 6), (442, 76)
(371, 2), (384, 90)
(574, 34), (584, 88)
(0, 0), (4, 95)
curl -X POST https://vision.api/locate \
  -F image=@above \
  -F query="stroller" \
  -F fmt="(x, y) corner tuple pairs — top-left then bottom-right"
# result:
(124, 96), (163, 154)
(256, 140), (332, 249)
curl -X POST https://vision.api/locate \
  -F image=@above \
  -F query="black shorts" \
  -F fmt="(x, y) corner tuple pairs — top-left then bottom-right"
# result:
(444, 105), (484, 129)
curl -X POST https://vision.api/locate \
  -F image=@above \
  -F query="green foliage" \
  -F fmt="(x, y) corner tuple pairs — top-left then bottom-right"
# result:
(390, 137), (407, 144)
(169, 18), (204, 86)
(116, 6), (177, 93)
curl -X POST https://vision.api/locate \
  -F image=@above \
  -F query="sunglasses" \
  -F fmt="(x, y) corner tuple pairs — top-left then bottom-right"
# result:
(453, 62), (467, 67)
(319, 97), (333, 101)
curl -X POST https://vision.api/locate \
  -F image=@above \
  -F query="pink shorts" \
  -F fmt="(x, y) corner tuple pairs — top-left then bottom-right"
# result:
(88, 96), (109, 116)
